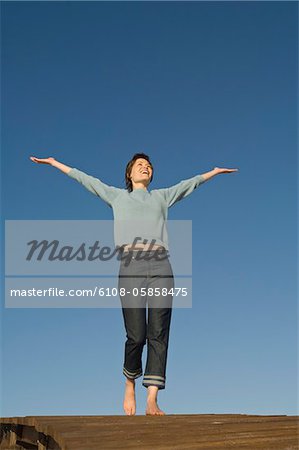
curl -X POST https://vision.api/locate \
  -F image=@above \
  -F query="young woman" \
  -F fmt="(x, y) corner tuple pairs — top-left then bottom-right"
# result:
(30, 153), (238, 416)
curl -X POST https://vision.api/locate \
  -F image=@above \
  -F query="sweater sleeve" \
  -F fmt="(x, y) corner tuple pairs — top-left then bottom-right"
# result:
(157, 174), (206, 208)
(67, 167), (122, 208)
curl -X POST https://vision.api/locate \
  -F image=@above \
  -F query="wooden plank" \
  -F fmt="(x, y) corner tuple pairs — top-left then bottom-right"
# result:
(1, 415), (298, 450)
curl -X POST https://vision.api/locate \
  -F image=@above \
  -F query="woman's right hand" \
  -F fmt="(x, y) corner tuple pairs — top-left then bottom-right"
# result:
(30, 156), (56, 165)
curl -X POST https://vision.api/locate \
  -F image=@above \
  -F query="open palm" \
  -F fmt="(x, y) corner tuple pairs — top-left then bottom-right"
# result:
(214, 167), (239, 174)
(30, 156), (55, 165)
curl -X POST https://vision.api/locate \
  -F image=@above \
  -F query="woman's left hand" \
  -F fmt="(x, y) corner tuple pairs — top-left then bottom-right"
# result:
(214, 167), (239, 174)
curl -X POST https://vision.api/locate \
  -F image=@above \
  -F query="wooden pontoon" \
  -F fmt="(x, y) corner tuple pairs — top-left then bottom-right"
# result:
(1, 414), (298, 449)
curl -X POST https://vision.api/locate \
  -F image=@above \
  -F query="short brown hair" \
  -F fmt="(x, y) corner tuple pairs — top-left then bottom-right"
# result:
(125, 153), (154, 192)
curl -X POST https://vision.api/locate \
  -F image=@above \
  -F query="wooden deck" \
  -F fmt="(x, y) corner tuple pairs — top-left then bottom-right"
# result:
(1, 414), (298, 450)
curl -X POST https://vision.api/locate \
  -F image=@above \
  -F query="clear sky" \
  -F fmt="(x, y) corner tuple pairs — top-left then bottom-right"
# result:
(1, 1), (297, 416)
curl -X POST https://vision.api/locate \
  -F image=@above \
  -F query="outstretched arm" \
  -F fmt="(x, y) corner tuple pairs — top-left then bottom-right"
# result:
(29, 156), (122, 207)
(157, 166), (239, 208)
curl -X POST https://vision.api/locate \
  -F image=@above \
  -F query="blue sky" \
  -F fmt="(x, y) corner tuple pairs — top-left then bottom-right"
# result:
(1, 1), (297, 416)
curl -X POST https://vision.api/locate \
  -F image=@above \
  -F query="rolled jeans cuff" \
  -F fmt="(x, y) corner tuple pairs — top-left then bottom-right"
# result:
(142, 374), (166, 390)
(123, 366), (143, 380)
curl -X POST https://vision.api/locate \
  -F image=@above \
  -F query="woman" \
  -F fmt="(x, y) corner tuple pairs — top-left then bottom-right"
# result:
(30, 153), (238, 416)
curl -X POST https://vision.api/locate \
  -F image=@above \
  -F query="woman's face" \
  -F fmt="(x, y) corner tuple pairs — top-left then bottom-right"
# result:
(130, 158), (153, 185)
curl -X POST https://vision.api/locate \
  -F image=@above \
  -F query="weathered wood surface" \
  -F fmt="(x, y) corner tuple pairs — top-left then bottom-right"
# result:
(1, 414), (298, 450)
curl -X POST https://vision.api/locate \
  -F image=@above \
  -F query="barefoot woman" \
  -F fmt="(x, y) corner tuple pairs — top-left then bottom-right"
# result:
(30, 153), (238, 415)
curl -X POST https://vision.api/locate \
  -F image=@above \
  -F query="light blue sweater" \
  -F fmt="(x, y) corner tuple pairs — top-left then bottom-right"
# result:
(67, 168), (207, 251)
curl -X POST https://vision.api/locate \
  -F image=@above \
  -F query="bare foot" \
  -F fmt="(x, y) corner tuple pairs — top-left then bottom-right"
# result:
(146, 399), (165, 415)
(123, 378), (136, 415)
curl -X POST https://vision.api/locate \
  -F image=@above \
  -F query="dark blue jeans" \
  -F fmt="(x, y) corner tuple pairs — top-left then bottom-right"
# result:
(118, 249), (174, 390)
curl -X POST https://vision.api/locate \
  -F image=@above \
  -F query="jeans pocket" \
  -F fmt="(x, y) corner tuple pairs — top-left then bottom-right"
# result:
(158, 258), (173, 277)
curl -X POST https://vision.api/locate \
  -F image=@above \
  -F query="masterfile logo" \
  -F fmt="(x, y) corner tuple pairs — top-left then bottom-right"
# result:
(5, 220), (193, 308)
